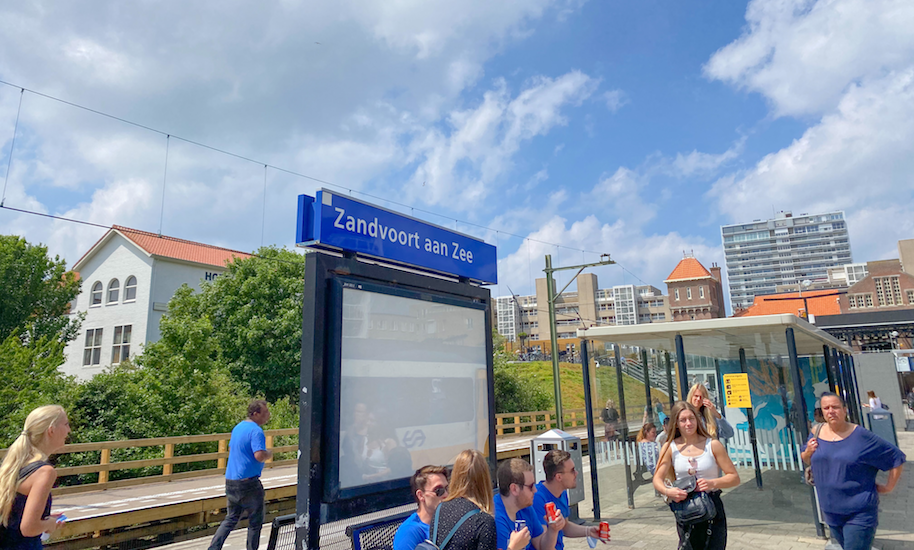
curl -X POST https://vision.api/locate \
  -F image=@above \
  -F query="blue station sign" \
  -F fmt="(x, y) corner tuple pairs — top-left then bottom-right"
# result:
(297, 190), (497, 284)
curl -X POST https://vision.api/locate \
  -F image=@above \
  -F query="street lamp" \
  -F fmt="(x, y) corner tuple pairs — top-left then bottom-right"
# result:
(544, 253), (616, 429)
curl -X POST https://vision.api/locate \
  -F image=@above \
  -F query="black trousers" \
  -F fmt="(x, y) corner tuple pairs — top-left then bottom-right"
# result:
(676, 491), (726, 550)
(208, 477), (265, 550)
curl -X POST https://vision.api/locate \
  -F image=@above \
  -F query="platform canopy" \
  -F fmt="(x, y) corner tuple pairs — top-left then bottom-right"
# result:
(578, 313), (851, 358)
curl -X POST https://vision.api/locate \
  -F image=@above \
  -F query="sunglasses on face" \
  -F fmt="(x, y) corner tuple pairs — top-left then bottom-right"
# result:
(427, 485), (448, 497)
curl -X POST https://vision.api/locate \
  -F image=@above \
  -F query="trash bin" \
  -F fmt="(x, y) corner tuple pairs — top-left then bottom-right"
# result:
(867, 409), (898, 447)
(530, 429), (584, 505)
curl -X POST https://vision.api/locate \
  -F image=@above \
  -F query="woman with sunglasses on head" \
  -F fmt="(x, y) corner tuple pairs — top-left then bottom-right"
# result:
(0, 405), (71, 549)
(801, 392), (905, 550)
(653, 402), (739, 550)
(686, 384), (734, 442)
(431, 450), (497, 550)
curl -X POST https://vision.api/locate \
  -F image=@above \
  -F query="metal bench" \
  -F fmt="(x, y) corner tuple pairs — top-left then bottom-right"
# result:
(266, 510), (413, 550)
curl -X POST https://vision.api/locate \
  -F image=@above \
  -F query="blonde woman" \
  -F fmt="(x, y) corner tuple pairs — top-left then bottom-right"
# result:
(432, 450), (497, 550)
(0, 405), (71, 549)
(653, 402), (739, 549)
(687, 384), (733, 441)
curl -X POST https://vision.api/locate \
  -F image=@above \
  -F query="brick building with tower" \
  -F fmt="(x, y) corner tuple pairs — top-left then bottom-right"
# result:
(664, 254), (727, 321)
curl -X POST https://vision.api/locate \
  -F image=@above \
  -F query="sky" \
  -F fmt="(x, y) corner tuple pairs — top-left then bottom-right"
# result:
(1, 0), (912, 305)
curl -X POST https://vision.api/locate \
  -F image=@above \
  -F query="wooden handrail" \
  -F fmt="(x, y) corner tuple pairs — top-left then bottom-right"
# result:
(0, 409), (640, 495)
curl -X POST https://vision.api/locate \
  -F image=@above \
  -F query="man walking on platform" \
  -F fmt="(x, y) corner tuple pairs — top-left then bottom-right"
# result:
(532, 450), (602, 550)
(209, 400), (273, 550)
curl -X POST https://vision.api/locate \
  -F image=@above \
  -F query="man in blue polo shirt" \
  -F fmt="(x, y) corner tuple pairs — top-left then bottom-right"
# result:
(532, 450), (603, 550)
(209, 400), (273, 550)
(495, 458), (562, 550)
(392, 465), (449, 550)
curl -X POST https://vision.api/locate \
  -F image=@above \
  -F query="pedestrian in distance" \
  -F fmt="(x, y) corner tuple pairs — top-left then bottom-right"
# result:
(494, 458), (561, 550)
(208, 400), (273, 550)
(0, 405), (71, 550)
(801, 392), (905, 550)
(393, 465), (450, 550)
(600, 399), (620, 443)
(431, 450), (497, 550)
(686, 384), (734, 441)
(636, 423), (659, 475)
(861, 390), (885, 411)
(531, 450), (606, 550)
(653, 401), (740, 550)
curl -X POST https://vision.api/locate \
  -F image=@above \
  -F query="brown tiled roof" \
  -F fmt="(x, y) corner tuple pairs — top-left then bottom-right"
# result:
(665, 257), (712, 282)
(734, 289), (843, 317)
(73, 226), (251, 269)
(113, 226), (251, 268)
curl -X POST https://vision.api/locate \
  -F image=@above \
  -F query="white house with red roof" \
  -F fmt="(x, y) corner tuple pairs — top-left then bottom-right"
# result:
(62, 226), (250, 379)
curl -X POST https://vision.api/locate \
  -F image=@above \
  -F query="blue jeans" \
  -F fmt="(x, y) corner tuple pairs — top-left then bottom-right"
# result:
(827, 519), (876, 550)
(208, 477), (265, 550)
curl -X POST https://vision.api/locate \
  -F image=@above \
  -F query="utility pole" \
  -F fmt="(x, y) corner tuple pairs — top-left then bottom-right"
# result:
(545, 253), (615, 429)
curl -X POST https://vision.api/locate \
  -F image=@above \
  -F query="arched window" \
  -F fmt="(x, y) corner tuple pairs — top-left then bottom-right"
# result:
(107, 279), (120, 304)
(124, 276), (137, 302)
(91, 282), (103, 306)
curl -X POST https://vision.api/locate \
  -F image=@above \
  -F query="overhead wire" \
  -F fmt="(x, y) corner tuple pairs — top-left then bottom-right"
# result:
(0, 78), (654, 288)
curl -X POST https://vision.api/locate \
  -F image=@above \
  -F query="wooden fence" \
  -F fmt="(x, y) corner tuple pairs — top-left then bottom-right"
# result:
(0, 407), (647, 496)
(0, 428), (298, 496)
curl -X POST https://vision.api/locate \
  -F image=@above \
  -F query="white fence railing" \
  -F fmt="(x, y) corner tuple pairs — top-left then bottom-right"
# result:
(591, 426), (804, 473)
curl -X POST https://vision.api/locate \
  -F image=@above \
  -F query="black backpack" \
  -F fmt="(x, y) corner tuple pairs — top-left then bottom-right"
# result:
(415, 505), (480, 550)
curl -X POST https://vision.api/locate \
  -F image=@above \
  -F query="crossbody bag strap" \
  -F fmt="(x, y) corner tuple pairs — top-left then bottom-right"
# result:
(431, 503), (444, 544)
(439, 509), (480, 550)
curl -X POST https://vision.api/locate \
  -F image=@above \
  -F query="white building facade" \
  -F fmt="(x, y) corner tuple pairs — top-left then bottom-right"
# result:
(722, 211), (853, 312)
(63, 226), (249, 380)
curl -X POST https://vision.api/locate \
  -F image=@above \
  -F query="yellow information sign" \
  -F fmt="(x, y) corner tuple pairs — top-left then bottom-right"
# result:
(722, 373), (752, 408)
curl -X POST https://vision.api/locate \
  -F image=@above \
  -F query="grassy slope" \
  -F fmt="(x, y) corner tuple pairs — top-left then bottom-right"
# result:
(502, 360), (669, 419)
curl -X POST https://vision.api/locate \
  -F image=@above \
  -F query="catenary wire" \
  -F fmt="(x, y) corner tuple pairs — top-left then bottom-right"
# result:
(0, 79), (654, 288)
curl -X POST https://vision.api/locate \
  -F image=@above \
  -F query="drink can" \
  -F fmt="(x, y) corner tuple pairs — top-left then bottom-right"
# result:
(514, 519), (526, 532)
(545, 502), (558, 523)
(599, 522), (610, 540)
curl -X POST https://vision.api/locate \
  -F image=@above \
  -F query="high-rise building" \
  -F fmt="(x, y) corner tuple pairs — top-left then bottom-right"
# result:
(493, 273), (670, 355)
(722, 210), (852, 312)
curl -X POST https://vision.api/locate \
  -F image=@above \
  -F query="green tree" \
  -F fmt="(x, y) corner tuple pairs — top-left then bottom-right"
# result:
(0, 235), (81, 343)
(0, 334), (79, 446)
(164, 247), (306, 401)
(492, 329), (551, 413)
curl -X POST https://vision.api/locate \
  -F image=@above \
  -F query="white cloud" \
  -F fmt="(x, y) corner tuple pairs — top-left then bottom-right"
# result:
(709, 69), (914, 241)
(706, 0), (914, 266)
(0, 1), (591, 266)
(705, 0), (914, 117)
(602, 89), (628, 113)
(495, 214), (721, 297)
(404, 71), (598, 208)
(669, 137), (744, 178)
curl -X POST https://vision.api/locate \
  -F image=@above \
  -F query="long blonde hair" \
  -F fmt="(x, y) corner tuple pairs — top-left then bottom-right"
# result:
(0, 405), (66, 526)
(445, 449), (494, 515)
(656, 401), (711, 485)
(686, 383), (718, 438)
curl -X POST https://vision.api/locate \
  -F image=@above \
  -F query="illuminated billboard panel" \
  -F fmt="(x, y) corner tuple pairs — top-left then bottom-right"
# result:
(337, 286), (489, 490)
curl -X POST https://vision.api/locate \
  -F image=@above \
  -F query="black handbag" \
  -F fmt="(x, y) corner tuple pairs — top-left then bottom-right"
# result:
(668, 476), (717, 526)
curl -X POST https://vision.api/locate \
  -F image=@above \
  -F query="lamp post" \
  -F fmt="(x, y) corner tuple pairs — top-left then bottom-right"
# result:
(545, 253), (615, 429)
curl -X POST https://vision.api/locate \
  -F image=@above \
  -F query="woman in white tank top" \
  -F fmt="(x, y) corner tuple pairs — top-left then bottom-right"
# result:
(652, 402), (740, 550)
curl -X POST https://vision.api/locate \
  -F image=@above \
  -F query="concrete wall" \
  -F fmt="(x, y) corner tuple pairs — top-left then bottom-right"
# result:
(853, 352), (905, 431)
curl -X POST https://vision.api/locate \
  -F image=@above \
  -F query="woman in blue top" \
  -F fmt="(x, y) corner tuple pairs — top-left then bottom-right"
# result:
(801, 392), (905, 550)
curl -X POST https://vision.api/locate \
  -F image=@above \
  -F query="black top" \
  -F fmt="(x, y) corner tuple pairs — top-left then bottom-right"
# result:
(2, 460), (53, 550)
(433, 497), (496, 550)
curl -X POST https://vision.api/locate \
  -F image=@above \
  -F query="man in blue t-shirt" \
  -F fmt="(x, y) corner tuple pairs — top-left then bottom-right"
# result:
(392, 465), (450, 550)
(494, 458), (561, 550)
(208, 400), (273, 550)
(532, 451), (604, 550)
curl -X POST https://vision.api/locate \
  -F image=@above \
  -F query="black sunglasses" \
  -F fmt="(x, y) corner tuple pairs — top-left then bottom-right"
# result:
(427, 485), (448, 497)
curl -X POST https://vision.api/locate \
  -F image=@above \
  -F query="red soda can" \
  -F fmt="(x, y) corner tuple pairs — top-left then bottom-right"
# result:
(599, 522), (610, 540)
(545, 502), (557, 523)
